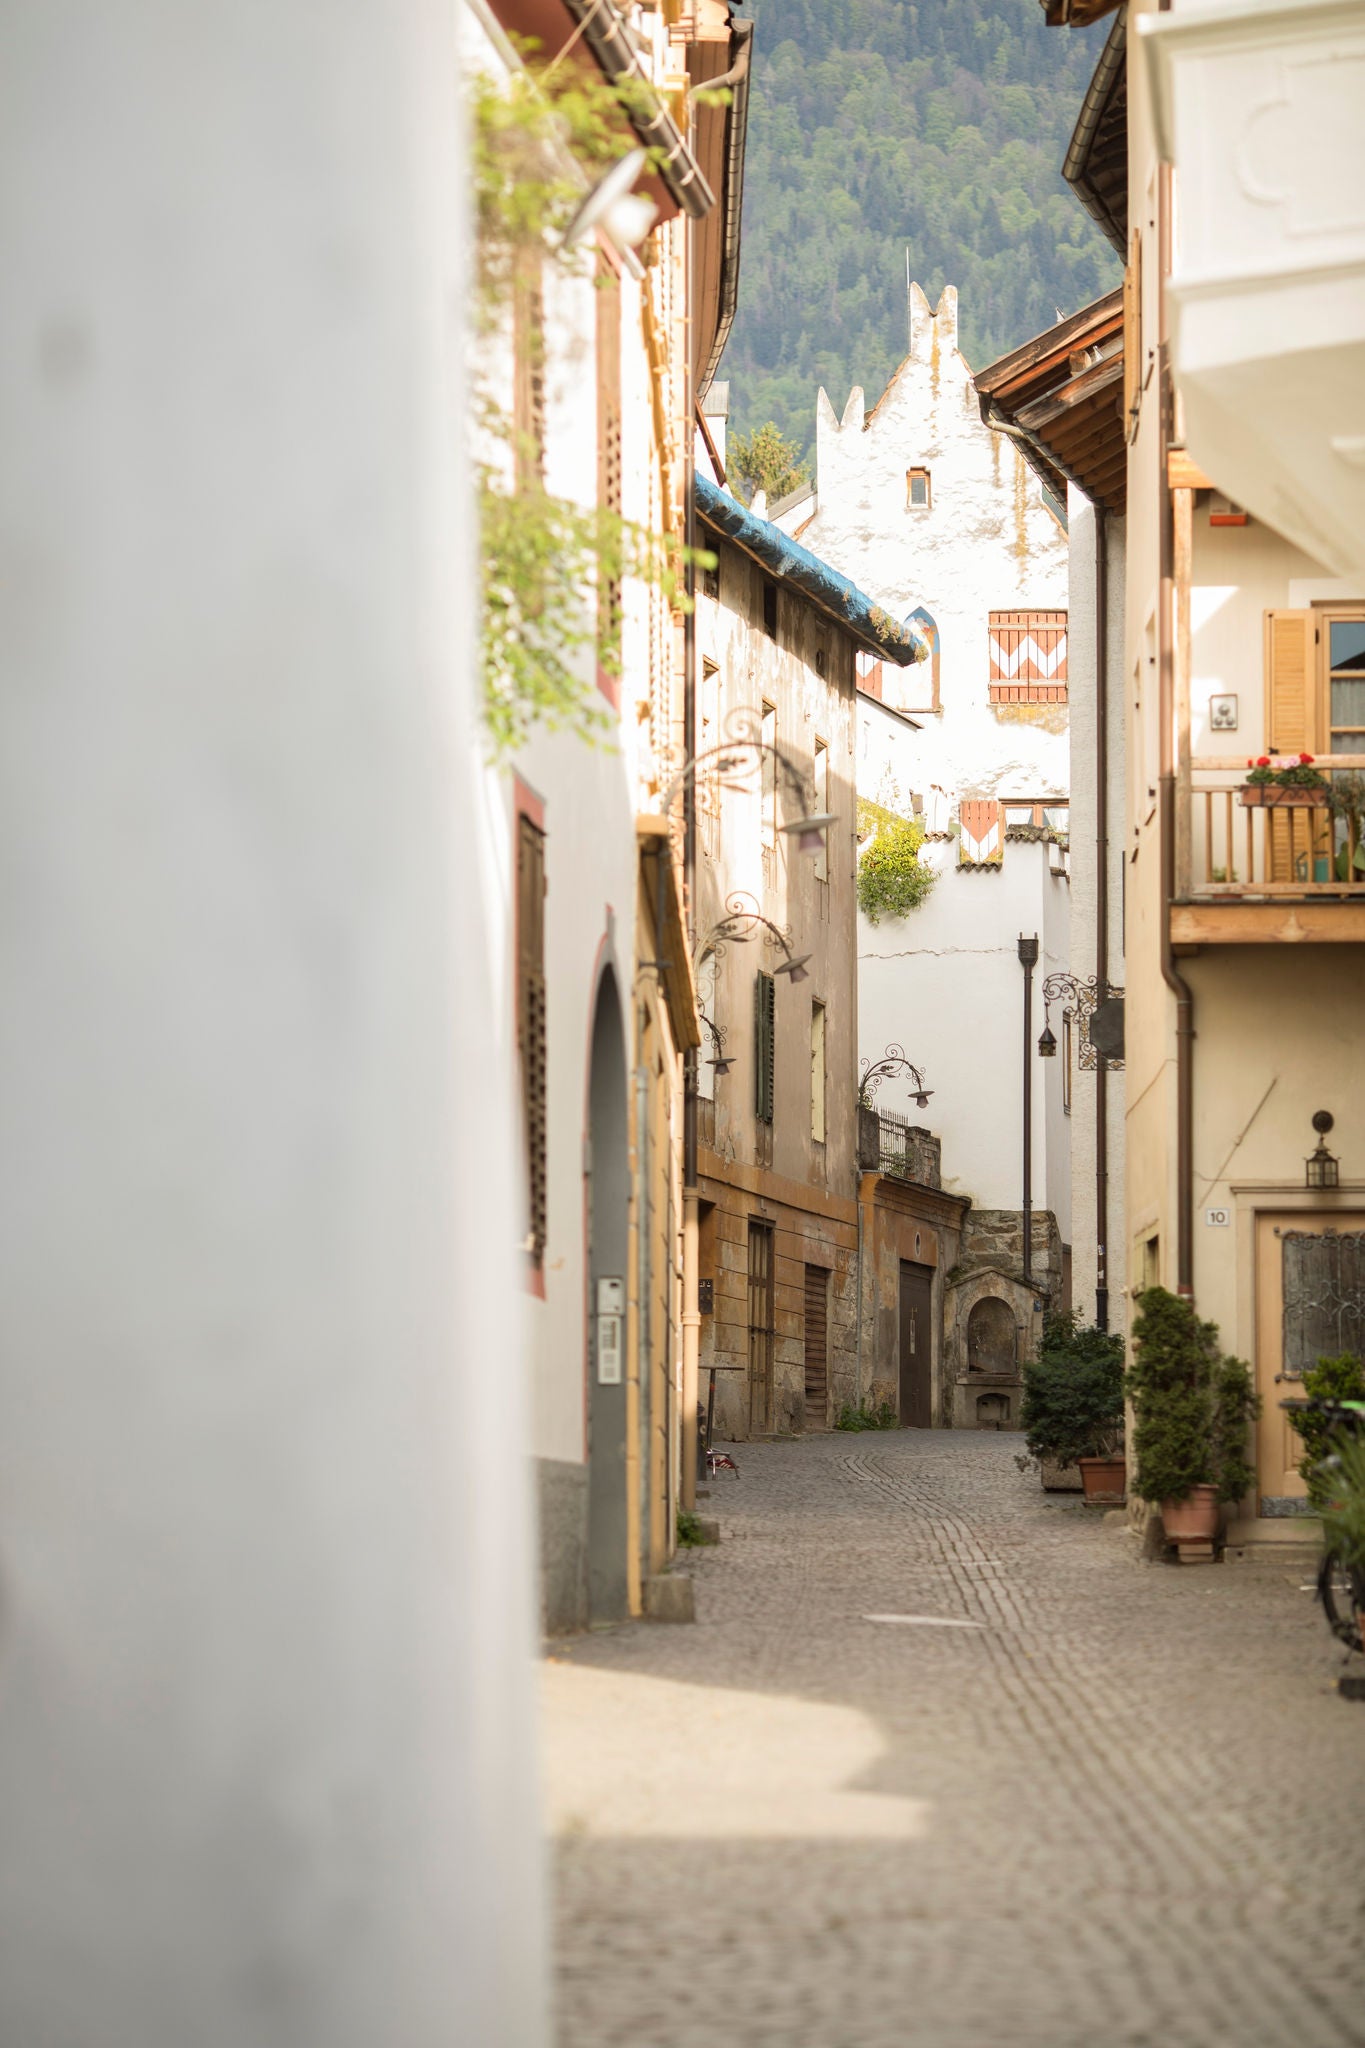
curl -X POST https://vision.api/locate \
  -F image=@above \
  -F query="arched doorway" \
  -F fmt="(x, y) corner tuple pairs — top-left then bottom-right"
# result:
(967, 1296), (1016, 1376)
(586, 967), (629, 1622)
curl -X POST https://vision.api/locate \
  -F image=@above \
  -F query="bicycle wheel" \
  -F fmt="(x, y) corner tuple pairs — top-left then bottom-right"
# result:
(1318, 1550), (1365, 1652)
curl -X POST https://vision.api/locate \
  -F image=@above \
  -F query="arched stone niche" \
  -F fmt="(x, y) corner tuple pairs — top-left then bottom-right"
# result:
(967, 1295), (1016, 1376)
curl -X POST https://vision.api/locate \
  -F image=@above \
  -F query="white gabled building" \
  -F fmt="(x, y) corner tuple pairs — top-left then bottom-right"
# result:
(777, 283), (1073, 1277)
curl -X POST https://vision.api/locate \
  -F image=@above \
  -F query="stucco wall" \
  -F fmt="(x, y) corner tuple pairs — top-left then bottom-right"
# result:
(855, 768), (1071, 1223)
(1067, 492), (1128, 1329)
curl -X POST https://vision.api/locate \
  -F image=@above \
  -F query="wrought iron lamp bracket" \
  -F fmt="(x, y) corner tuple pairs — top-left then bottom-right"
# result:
(1040, 972), (1126, 1072)
(858, 1043), (933, 1111)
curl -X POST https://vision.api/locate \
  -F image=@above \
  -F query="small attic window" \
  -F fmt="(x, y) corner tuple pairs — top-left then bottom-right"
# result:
(762, 579), (778, 639)
(907, 467), (931, 510)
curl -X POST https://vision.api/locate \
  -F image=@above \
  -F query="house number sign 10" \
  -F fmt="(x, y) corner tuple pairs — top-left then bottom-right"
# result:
(1205, 1207), (1231, 1228)
(597, 1276), (625, 1385)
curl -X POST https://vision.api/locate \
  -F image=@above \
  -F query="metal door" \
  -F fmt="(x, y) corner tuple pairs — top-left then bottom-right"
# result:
(899, 1260), (935, 1429)
(803, 1264), (829, 1430)
(747, 1222), (775, 1435)
(1255, 1213), (1365, 1514)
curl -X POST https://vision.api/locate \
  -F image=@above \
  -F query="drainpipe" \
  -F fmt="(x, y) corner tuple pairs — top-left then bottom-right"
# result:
(1094, 505), (1110, 1331)
(1018, 934), (1039, 1287)
(679, 212), (701, 1514)
(1158, 348), (1195, 1300)
(1160, 782), (1194, 1296)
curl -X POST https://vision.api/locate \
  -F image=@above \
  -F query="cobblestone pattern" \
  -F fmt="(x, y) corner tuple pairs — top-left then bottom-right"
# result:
(547, 1430), (1365, 2048)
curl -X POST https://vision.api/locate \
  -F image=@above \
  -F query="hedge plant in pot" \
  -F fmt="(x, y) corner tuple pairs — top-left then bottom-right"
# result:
(1127, 1287), (1260, 1556)
(1020, 1311), (1127, 1504)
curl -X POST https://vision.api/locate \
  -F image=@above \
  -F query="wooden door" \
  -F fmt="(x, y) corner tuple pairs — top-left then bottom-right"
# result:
(899, 1260), (935, 1429)
(803, 1265), (829, 1430)
(747, 1222), (775, 1435)
(1254, 1212), (1365, 1514)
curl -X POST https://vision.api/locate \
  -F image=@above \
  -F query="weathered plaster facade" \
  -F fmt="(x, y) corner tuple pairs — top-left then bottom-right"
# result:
(694, 526), (864, 1441)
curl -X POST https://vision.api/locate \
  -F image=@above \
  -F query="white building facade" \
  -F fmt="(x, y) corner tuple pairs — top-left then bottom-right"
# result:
(781, 285), (1073, 1239)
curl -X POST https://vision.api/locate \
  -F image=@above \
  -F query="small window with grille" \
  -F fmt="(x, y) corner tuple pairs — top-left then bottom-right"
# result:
(907, 467), (931, 510)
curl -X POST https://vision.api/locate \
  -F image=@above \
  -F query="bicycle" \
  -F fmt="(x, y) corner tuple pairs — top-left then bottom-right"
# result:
(1280, 1395), (1365, 1655)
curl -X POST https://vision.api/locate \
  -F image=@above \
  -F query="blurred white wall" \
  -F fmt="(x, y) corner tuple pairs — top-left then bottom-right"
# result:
(0, 4), (545, 2044)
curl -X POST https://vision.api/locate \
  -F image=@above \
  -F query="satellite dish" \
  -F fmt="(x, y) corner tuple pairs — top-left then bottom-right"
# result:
(562, 147), (657, 253)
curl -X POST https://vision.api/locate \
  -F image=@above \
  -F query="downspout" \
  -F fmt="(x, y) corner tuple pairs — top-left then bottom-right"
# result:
(1094, 504), (1110, 1331)
(1019, 934), (1039, 1287)
(1159, 349), (1195, 1297)
(680, 210), (701, 1514)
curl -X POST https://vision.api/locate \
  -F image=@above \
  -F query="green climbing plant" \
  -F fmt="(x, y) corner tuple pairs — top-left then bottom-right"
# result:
(856, 801), (936, 923)
(472, 51), (703, 754)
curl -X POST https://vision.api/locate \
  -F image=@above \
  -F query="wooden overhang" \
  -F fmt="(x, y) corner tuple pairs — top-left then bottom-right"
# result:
(1062, 7), (1128, 257)
(1039, 0), (1122, 24)
(636, 819), (702, 1052)
(688, 9), (753, 395)
(973, 289), (1127, 518)
(484, 0), (715, 225)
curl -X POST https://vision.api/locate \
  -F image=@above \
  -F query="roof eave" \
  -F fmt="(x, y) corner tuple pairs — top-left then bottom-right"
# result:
(695, 477), (927, 667)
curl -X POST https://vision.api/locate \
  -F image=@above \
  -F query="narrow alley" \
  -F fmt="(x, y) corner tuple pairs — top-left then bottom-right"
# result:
(547, 1433), (1365, 2048)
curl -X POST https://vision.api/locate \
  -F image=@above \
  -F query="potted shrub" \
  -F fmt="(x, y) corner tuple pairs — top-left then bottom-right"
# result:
(1294, 1352), (1365, 1506)
(1320, 1431), (1365, 1653)
(1127, 1288), (1260, 1556)
(1020, 1312), (1126, 1504)
(1239, 753), (1329, 808)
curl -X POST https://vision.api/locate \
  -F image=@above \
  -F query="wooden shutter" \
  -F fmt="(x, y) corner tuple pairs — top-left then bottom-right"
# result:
(1123, 230), (1142, 442)
(753, 972), (775, 1124)
(517, 815), (548, 1264)
(596, 253), (622, 660)
(513, 250), (545, 491)
(1265, 610), (1318, 881)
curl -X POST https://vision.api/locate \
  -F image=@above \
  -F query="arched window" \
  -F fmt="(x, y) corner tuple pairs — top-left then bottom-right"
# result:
(908, 605), (940, 714)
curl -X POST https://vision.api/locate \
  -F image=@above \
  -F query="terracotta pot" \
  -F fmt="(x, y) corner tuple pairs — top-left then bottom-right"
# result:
(1161, 1484), (1219, 1543)
(1239, 783), (1326, 808)
(1078, 1455), (1127, 1506)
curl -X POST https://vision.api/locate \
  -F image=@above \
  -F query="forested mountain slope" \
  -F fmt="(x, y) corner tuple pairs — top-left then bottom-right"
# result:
(722, 1), (1120, 456)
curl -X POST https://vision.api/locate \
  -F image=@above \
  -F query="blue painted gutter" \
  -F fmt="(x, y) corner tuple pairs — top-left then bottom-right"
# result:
(695, 475), (927, 667)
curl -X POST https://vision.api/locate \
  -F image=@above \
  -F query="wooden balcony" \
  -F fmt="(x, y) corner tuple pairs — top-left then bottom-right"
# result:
(1173, 757), (1365, 946)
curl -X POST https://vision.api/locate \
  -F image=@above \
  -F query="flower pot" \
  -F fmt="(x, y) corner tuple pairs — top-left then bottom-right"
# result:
(1239, 783), (1326, 808)
(1078, 1455), (1127, 1506)
(1160, 1484), (1219, 1544)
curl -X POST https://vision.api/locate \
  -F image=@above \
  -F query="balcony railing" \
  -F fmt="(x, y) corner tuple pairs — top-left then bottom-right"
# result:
(1183, 756), (1365, 901)
(857, 1106), (941, 1187)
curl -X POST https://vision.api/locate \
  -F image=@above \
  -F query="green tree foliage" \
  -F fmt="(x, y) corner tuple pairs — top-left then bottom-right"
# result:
(728, 421), (811, 505)
(1021, 1310), (1125, 1470)
(723, 1), (1123, 457)
(472, 57), (694, 753)
(856, 803), (935, 922)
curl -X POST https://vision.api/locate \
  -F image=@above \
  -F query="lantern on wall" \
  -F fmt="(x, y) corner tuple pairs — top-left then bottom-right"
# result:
(1306, 1110), (1340, 1191)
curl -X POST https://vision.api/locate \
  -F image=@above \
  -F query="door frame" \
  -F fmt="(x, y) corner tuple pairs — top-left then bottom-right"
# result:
(1226, 1180), (1365, 1544)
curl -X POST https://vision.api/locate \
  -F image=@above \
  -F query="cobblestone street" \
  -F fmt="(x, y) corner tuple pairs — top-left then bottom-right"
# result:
(544, 1430), (1365, 2048)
